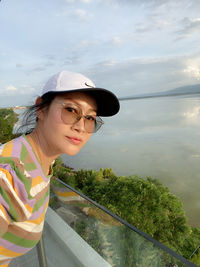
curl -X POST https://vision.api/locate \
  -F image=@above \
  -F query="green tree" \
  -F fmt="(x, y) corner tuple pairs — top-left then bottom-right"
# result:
(52, 157), (75, 187)
(100, 176), (191, 254)
(0, 108), (18, 144)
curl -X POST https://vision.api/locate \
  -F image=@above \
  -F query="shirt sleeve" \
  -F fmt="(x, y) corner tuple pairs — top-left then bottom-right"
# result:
(0, 168), (14, 236)
(0, 163), (33, 237)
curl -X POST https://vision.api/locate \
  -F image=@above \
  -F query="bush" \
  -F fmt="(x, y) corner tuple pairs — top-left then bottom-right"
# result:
(0, 108), (18, 144)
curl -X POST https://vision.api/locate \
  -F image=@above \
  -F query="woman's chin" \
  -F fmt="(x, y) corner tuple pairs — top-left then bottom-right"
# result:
(63, 147), (82, 156)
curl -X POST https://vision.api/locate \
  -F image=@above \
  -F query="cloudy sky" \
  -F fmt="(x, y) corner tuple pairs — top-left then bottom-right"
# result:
(1, 0), (200, 107)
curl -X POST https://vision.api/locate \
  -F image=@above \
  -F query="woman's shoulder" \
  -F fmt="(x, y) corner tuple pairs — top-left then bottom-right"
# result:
(0, 135), (24, 158)
(0, 135), (34, 170)
(0, 135), (51, 181)
(0, 135), (25, 174)
(0, 135), (35, 191)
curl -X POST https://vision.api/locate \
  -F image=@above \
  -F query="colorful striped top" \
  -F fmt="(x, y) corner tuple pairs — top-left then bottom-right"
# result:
(0, 134), (52, 266)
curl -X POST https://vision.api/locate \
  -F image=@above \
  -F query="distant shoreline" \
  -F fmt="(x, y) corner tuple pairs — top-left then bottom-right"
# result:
(0, 106), (27, 110)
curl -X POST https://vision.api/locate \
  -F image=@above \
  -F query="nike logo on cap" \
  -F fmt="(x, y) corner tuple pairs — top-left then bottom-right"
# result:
(85, 82), (94, 88)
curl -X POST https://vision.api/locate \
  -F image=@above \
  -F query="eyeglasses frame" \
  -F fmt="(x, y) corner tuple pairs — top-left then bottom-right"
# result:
(54, 100), (104, 133)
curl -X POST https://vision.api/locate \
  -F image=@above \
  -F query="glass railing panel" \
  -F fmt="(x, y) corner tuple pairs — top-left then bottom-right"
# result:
(49, 178), (196, 267)
(9, 246), (40, 267)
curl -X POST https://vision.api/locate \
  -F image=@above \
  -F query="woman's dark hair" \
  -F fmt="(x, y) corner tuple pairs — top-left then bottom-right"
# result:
(16, 92), (58, 134)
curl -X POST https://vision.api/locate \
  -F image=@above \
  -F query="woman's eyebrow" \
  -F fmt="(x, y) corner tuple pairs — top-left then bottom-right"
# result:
(87, 108), (97, 114)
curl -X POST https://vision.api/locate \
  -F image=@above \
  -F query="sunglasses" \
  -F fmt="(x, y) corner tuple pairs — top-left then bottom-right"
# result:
(55, 101), (104, 133)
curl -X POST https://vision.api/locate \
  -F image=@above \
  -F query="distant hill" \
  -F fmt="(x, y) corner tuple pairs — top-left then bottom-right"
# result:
(167, 83), (200, 94)
(119, 84), (200, 100)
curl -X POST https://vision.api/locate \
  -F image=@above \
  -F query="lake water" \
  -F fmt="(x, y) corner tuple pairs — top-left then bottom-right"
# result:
(62, 95), (200, 227)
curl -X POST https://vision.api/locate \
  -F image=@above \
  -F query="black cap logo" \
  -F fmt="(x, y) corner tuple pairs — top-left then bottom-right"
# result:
(85, 82), (94, 88)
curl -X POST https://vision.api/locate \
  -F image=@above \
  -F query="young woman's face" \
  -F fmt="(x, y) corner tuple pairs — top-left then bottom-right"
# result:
(37, 92), (97, 156)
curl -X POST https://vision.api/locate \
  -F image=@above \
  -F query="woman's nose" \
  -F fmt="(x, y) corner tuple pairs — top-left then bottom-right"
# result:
(71, 117), (86, 132)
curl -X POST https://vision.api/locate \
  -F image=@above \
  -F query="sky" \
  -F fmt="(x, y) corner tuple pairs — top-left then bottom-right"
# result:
(1, 0), (200, 107)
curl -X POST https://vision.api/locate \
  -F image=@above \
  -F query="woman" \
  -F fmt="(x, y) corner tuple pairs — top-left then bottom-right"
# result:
(0, 70), (120, 266)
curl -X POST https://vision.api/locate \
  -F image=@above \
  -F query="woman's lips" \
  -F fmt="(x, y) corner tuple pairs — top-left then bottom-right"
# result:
(66, 136), (82, 145)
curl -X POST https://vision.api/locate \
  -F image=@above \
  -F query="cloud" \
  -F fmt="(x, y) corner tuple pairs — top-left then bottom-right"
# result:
(57, 7), (93, 21)
(103, 0), (176, 9)
(16, 63), (24, 68)
(73, 8), (93, 20)
(183, 56), (200, 80)
(2, 84), (36, 96)
(135, 17), (170, 34)
(63, 55), (82, 65)
(64, 0), (91, 3)
(80, 0), (91, 3)
(19, 85), (36, 95)
(5, 85), (17, 92)
(71, 39), (100, 57)
(177, 17), (200, 39)
(113, 0), (200, 9)
(90, 56), (185, 95)
(31, 66), (47, 72)
(88, 52), (200, 99)
(96, 59), (117, 67)
(45, 54), (56, 60)
(64, 0), (75, 3)
(74, 40), (90, 50)
(184, 65), (200, 80)
(75, 9), (86, 18)
(111, 36), (122, 46)
(135, 23), (152, 34)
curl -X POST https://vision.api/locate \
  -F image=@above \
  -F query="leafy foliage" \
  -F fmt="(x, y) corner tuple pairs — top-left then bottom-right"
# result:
(0, 108), (18, 144)
(52, 157), (75, 186)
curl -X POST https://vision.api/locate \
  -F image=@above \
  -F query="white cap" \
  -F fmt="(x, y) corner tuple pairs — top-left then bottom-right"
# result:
(41, 70), (120, 117)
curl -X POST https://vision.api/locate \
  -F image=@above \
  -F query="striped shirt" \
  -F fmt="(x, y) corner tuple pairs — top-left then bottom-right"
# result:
(0, 135), (52, 266)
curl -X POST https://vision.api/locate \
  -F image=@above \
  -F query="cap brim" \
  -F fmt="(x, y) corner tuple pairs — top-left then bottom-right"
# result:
(42, 87), (120, 117)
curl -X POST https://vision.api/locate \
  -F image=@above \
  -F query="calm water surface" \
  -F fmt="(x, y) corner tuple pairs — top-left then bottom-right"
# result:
(62, 96), (200, 227)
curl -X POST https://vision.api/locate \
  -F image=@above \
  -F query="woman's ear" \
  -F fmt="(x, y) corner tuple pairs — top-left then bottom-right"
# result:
(35, 97), (44, 120)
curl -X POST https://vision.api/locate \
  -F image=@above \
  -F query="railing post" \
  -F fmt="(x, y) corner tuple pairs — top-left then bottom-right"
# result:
(36, 235), (48, 267)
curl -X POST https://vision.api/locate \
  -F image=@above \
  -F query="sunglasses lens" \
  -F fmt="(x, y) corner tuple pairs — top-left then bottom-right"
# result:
(60, 103), (103, 133)
(61, 106), (78, 125)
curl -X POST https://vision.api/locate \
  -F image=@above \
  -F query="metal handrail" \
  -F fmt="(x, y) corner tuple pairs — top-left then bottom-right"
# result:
(190, 245), (200, 259)
(36, 236), (48, 267)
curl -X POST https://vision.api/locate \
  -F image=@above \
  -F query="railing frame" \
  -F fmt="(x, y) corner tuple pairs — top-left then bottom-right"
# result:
(36, 236), (48, 267)
(54, 177), (197, 267)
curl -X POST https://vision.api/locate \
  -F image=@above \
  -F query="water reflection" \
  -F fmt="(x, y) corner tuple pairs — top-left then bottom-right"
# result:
(62, 96), (200, 227)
